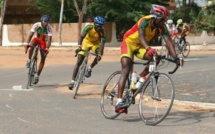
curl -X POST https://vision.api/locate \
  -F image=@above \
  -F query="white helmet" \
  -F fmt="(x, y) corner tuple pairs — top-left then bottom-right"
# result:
(167, 19), (173, 24)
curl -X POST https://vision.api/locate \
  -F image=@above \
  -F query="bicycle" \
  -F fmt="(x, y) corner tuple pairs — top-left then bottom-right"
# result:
(100, 54), (182, 125)
(26, 45), (39, 89)
(73, 49), (98, 99)
(175, 36), (190, 58)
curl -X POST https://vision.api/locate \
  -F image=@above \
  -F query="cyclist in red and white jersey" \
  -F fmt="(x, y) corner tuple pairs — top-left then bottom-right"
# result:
(24, 15), (53, 84)
(115, 4), (182, 113)
(166, 19), (178, 42)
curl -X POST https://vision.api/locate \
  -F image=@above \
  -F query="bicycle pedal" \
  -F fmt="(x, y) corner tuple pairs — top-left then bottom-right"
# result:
(119, 108), (128, 114)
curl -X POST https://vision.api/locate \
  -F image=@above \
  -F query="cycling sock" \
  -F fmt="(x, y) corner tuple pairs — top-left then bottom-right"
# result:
(116, 98), (123, 105)
(70, 80), (75, 83)
(89, 66), (92, 69)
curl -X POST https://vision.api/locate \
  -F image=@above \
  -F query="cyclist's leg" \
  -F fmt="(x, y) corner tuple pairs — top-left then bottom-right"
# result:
(69, 43), (87, 88)
(136, 48), (151, 77)
(115, 41), (134, 113)
(85, 44), (99, 77)
(26, 38), (38, 68)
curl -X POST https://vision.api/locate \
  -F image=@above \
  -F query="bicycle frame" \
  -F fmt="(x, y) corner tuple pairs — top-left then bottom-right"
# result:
(73, 49), (98, 99)
(26, 45), (39, 89)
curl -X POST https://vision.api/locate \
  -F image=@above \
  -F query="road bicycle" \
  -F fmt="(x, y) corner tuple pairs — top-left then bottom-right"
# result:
(174, 36), (190, 58)
(26, 45), (39, 89)
(100, 54), (182, 125)
(73, 49), (98, 99)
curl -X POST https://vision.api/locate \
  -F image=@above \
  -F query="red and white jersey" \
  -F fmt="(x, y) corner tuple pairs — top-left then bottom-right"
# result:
(166, 23), (178, 37)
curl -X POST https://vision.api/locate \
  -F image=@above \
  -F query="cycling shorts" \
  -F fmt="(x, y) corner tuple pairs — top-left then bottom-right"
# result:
(120, 40), (147, 60)
(32, 38), (46, 50)
(79, 41), (100, 56)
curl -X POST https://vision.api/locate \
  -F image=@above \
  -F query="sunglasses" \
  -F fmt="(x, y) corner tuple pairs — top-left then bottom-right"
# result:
(94, 24), (103, 27)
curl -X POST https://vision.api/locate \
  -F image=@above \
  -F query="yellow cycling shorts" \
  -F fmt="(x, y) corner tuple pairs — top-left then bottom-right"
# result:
(120, 40), (147, 60)
(78, 41), (100, 56)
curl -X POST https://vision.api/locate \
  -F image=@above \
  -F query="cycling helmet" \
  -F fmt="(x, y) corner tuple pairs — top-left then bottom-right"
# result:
(94, 16), (105, 25)
(41, 15), (51, 22)
(177, 19), (183, 25)
(167, 19), (173, 24)
(150, 4), (169, 18)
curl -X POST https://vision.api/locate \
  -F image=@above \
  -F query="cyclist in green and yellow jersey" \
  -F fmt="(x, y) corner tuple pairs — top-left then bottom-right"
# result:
(115, 4), (182, 113)
(68, 16), (107, 90)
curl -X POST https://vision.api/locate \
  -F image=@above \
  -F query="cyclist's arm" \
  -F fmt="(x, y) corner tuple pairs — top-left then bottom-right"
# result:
(78, 34), (86, 46)
(26, 32), (34, 45)
(46, 36), (52, 49)
(138, 28), (150, 49)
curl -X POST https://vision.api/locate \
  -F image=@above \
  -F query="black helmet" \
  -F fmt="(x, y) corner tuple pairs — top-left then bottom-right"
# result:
(41, 15), (51, 22)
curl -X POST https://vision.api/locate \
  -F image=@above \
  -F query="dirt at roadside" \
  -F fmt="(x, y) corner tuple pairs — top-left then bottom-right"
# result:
(0, 47), (214, 69)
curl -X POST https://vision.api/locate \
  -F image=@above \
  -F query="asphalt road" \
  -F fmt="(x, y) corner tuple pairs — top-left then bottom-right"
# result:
(0, 51), (215, 134)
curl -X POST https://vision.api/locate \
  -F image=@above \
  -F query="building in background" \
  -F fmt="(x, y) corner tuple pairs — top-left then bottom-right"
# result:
(4, 0), (41, 24)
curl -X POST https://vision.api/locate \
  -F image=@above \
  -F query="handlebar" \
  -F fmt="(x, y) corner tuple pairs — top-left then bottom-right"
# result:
(74, 48), (98, 57)
(25, 45), (48, 55)
(133, 54), (183, 74)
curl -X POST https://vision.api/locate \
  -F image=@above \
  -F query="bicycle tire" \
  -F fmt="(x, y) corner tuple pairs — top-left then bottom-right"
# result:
(138, 73), (175, 125)
(182, 42), (190, 58)
(159, 44), (170, 69)
(100, 71), (122, 119)
(73, 62), (87, 99)
(26, 59), (36, 89)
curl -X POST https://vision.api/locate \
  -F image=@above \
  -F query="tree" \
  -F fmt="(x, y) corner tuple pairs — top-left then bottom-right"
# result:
(0, 0), (7, 46)
(73, 0), (88, 38)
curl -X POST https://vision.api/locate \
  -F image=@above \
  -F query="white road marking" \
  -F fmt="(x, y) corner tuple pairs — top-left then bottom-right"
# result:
(6, 104), (14, 111)
(184, 58), (199, 61)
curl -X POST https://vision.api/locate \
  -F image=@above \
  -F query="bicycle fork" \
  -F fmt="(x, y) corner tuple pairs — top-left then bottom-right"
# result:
(151, 73), (161, 101)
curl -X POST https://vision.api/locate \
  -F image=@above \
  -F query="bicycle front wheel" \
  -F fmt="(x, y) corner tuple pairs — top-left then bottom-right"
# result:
(159, 44), (170, 69)
(182, 42), (190, 58)
(138, 73), (175, 125)
(73, 62), (86, 99)
(26, 59), (36, 89)
(100, 71), (122, 119)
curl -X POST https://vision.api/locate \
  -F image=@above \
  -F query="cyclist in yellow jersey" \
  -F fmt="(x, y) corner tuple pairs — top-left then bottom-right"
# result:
(68, 16), (107, 90)
(115, 4), (182, 113)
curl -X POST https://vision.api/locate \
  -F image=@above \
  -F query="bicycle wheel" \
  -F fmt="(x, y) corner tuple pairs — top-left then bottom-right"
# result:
(26, 59), (36, 89)
(100, 71), (124, 119)
(138, 73), (175, 125)
(182, 42), (190, 58)
(159, 44), (170, 69)
(73, 62), (86, 99)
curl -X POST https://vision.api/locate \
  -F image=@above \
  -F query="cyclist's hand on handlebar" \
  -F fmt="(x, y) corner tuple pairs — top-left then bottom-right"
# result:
(75, 46), (81, 53)
(44, 48), (49, 55)
(174, 57), (184, 67)
(146, 47), (155, 56)
(24, 44), (29, 54)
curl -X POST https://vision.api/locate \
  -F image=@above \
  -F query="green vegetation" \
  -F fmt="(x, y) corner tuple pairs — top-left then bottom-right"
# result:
(28, 0), (215, 37)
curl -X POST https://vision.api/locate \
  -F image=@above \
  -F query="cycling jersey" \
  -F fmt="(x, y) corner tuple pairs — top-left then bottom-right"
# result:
(123, 15), (169, 46)
(166, 23), (178, 37)
(79, 24), (107, 56)
(82, 24), (107, 44)
(176, 23), (189, 36)
(30, 22), (53, 41)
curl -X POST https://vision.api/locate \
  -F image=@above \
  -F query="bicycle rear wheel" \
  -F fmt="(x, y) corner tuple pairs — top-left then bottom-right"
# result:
(100, 71), (122, 119)
(73, 62), (86, 99)
(182, 42), (190, 58)
(26, 59), (36, 89)
(138, 73), (175, 125)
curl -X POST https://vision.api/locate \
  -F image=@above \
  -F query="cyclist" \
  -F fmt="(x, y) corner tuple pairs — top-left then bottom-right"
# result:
(115, 4), (182, 113)
(176, 19), (190, 45)
(24, 15), (53, 84)
(68, 16), (107, 90)
(166, 19), (178, 42)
